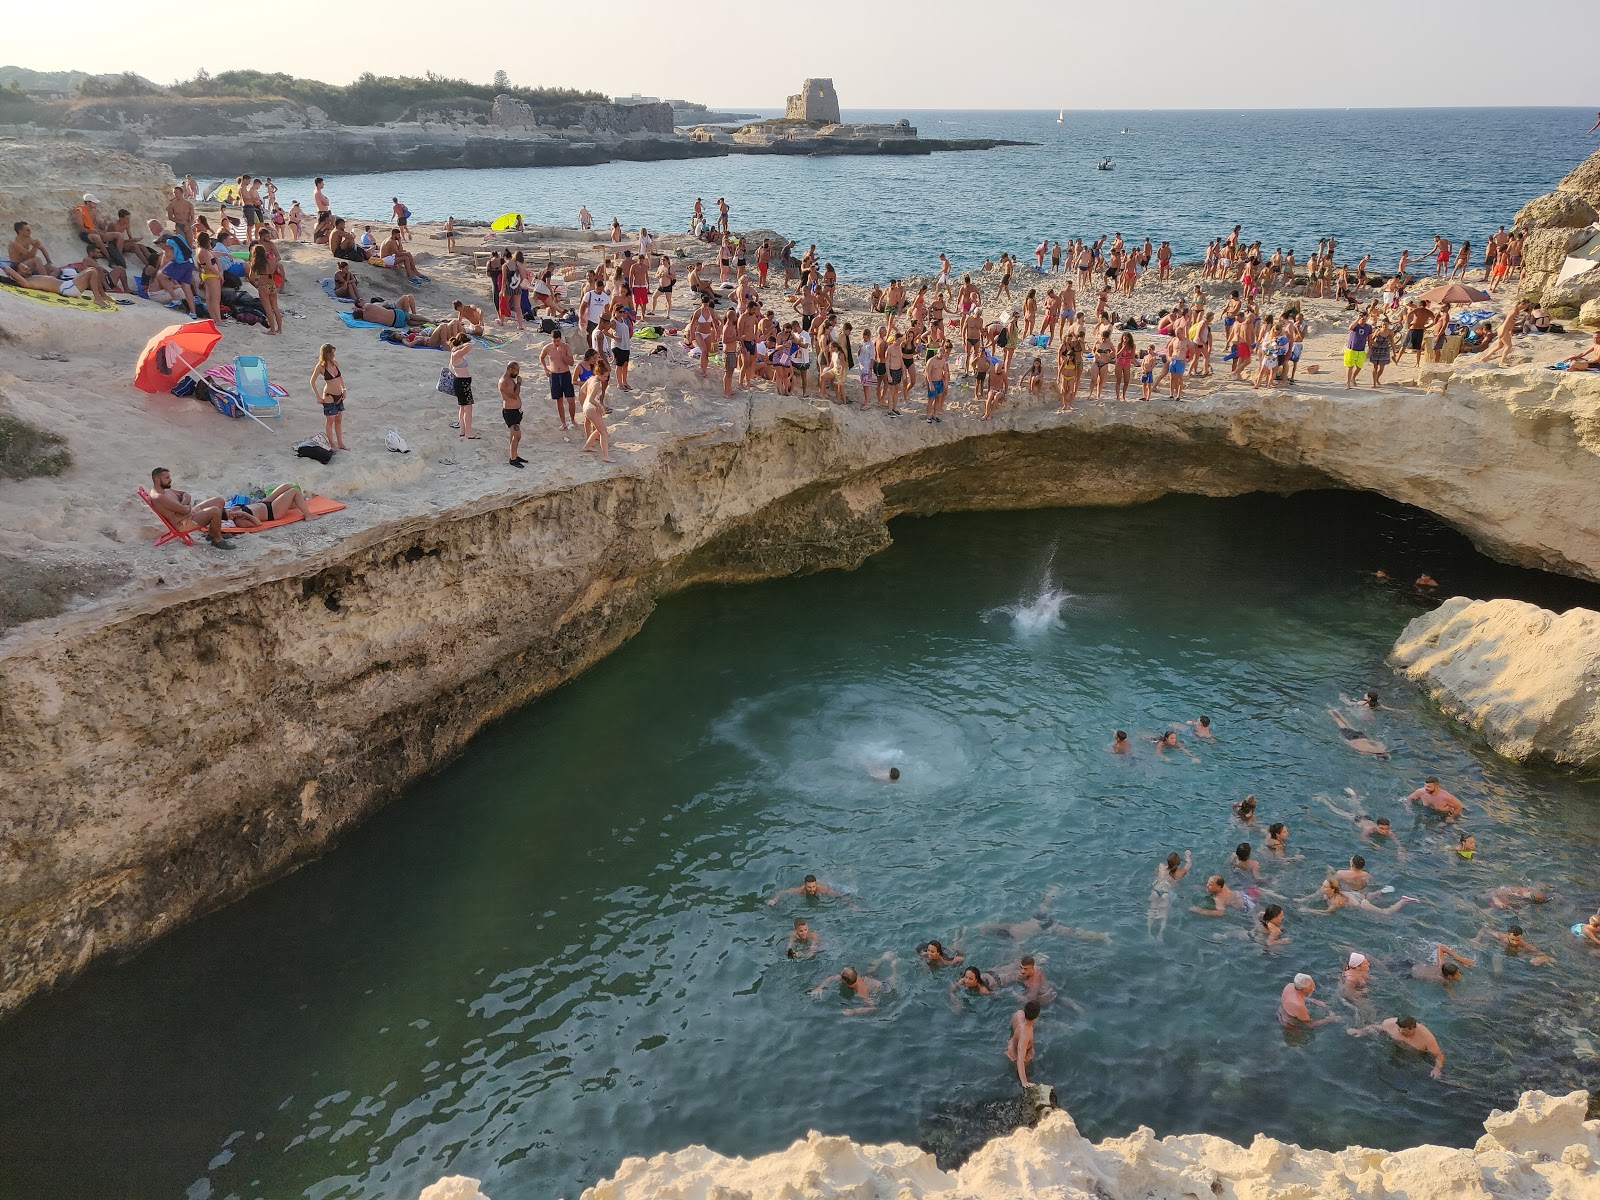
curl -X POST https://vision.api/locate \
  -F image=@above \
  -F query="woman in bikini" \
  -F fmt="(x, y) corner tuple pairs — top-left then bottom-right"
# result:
(1113, 332), (1136, 401)
(580, 356), (614, 462)
(309, 343), (349, 450)
(194, 232), (224, 323)
(246, 245), (282, 334)
(226, 483), (316, 527)
(1056, 336), (1082, 411)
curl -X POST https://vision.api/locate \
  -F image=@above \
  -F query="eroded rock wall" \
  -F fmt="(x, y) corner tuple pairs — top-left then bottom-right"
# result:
(5, 367), (1600, 1015)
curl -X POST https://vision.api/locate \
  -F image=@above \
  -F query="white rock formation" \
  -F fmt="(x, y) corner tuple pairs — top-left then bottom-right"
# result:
(418, 1090), (1597, 1199)
(1391, 597), (1600, 766)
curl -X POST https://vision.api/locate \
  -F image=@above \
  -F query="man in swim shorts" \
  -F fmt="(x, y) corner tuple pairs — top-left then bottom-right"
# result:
(1344, 313), (1373, 388)
(146, 466), (231, 549)
(1405, 776), (1463, 819)
(539, 329), (577, 430)
(1007, 999), (1040, 1087)
(1327, 709), (1387, 757)
(1277, 973), (1340, 1029)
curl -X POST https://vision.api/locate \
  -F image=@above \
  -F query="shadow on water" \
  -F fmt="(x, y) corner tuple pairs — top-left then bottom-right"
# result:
(1, 490), (1599, 1200)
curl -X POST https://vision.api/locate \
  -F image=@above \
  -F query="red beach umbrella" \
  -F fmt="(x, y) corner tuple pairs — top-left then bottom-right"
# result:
(133, 319), (222, 393)
(1417, 283), (1491, 305)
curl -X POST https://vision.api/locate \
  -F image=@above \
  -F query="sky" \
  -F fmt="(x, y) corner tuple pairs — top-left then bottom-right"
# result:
(9, 0), (1597, 110)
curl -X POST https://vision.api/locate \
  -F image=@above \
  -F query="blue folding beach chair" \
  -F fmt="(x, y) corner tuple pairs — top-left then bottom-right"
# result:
(233, 355), (281, 421)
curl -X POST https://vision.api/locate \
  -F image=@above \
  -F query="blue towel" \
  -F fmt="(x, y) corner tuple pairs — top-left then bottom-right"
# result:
(320, 278), (355, 304)
(338, 310), (391, 330)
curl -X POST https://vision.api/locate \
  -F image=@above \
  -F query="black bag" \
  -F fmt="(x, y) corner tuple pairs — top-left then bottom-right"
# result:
(296, 443), (334, 464)
(540, 317), (558, 335)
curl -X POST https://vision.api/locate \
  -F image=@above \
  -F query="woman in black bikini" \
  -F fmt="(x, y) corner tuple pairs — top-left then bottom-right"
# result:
(310, 343), (348, 450)
(226, 483), (316, 527)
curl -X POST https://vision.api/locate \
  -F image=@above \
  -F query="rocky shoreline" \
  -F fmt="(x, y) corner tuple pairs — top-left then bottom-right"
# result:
(414, 1089), (1600, 1200)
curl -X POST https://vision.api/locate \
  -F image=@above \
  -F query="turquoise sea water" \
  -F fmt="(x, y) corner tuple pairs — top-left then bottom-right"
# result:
(1, 493), (1598, 1200)
(266, 108), (1590, 279)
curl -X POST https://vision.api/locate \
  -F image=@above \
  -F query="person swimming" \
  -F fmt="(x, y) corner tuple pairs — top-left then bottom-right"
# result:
(1327, 708), (1388, 757)
(1233, 795), (1258, 823)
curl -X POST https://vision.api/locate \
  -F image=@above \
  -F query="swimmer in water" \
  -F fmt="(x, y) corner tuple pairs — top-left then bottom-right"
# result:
(1475, 923), (1553, 965)
(1579, 912), (1600, 948)
(1415, 573), (1439, 592)
(950, 964), (997, 1010)
(1318, 790), (1407, 857)
(1256, 903), (1290, 946)
(1153, 729), (1199, 762)
(1405, 777), (1464, 820)
(869, 765), (902, 782)
(1327, 708), (1388, 757)
(1348, 1014), (1445, 1079)
(1147, 850), (1192, 939)
(1331, 854), (1371, 892)
(810, 953), (898, 1015)
(1233, 794), (1258, 823)
(1190, 874), (1248, 917)
(981, 886), (1112, 943)
(1185, 716), (1215, 740)
(987, 954), (1073, 1008)
(786, 917), (821, 959)
(1277, 973), (1341, 1030)
(1229, 842), (1264, 882)
(1298, 877), (1420, 916)
(1489, 884), (1549, 910)
(1007, 999), (1041, 1087)
(767, 873), (854, 907)
(1359, 691), (1380, 708)
(1340, 952), (1371, 1005)
(1110, 729), (1131, 754)
(1405, 943), (1474, 983)
(1264, 822), (1300, 861)
(917, 938), (964, 967)
(1453, 833), (1477, 860)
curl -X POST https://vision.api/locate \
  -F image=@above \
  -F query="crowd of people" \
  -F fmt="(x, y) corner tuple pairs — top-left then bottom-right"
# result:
(774, 694), (1599, 1094)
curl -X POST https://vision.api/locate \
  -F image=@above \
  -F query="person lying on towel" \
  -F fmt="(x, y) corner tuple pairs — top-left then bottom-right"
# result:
(225, 484), (317, 528)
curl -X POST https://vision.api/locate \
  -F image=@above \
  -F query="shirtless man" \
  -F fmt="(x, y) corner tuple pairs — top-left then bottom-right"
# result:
(786, 917), (821, 959)
(538, 329), (577, 430)
(988, 955), (1063, 1008)
(1402, 301), (1433, 371)
(166, 185), (196, 243)
(312, 177), (330, 218)
(1476, 924), (1554, 965)
(452, 299), (485, 327)
(924, 342), (949, 422)
(961, 307), (984, 373)
(3, 262), (111, 305)
(1328, 709), (1387, 757)
(1186, 716), (1214, 740)
(8, 221), (52, 274)
(500, 360), (525, 468)
(1110, 730), (1131, 754)
(1405, 777), (1463, 820)
(1278, 973), (1341, 1029)
(328, 219), (363, 262)
(1190, 875), (1247, 917)
(357, 296), (424, 328)
(768, 873), (850, 906)
(981, 885), (1110, 943)
(1229, 842), (1263, 882)
(146, 467), (230, 549)
(737, 298), (762, 387)
(1331, 854), (1370, 892)
(1490, 884), (1549, 910)
(1348, 1015), (1444, 1079)
(378, 230), (420, 282)
(810, 955), (895, 1016)
(1318, 789), (1406, 855)
(1007, 1000), (1041, 1087)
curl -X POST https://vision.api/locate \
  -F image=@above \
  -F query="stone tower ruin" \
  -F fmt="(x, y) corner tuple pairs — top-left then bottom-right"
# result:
(784, 79), (841, 125)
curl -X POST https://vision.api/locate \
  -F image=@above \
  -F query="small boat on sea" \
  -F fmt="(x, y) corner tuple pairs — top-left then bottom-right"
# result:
(1097, 157), (1113, 171)
(1057, 109), (1064, 124)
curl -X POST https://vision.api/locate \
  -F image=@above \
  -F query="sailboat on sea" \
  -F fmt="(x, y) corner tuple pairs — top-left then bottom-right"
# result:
(1057, 108), (1064, 124)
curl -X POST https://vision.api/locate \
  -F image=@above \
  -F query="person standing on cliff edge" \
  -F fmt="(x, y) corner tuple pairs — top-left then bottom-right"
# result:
(1007, 1000), (1040, 1087)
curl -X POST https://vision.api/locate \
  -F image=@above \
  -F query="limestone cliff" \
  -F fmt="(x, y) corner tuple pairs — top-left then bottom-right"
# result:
(1391, 597), (1600, 767)
(412, 1089), (1599, 1200)
(4, 364), (1600, 1017)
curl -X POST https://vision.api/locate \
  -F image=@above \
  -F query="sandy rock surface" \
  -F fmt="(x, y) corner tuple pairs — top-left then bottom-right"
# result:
(416, 1089), (1598, 1199)
(1391, 597), (1600, 767)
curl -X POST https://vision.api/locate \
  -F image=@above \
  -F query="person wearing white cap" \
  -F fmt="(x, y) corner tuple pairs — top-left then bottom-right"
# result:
(1340, 952), (1371, 1002)
(71, 192), (128, 269)
(1277, 973), (1341, 1030)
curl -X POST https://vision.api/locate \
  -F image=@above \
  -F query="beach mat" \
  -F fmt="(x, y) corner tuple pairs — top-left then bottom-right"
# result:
(379, 328), (447, 351)
(223, 495), (346, 533)
(0, 282), (119, 312)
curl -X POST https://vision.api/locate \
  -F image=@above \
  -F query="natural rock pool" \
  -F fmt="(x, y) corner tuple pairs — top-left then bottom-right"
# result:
(2, 493), (1598, 1200)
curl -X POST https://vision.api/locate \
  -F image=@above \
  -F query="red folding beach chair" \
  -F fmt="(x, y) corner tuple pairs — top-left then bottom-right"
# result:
(138, 486), (195, 547)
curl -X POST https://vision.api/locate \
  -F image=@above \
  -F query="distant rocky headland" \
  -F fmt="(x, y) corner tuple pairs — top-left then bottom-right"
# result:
(0, 70), (1027, 174)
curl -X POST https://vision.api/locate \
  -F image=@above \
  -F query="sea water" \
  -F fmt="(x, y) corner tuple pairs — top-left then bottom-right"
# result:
(1, 493), (1598, 1200)
(267, 108), (1588, 279)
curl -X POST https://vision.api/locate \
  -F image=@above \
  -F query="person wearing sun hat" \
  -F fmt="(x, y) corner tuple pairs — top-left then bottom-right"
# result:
(71, 192), (128, 269)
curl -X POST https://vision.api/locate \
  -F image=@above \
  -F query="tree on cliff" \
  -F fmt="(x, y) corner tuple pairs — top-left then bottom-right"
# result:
(493, 70), (511, 92)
